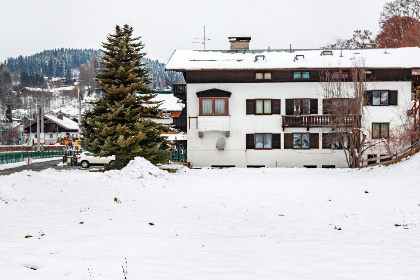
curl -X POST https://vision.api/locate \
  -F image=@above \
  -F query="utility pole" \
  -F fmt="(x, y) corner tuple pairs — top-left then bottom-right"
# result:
(36, 105), (40, 152)
(78, 87), (82, 137)
(41, 92), (45, 151)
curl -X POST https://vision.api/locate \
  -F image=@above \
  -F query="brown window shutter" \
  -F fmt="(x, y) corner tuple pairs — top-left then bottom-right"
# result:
(246, 99), (255, 114)
(284, 133), (293, 149)
(389, 90), (398, 105)
(272, 99), (281, 114)
(322, 133), (330, 149)
(323, 99), (331, 114)
(286, 99), (294, 115)
(246, 134), (254, 149)
(310, 99), (318, 114)
(310, 133), (319, 149)
(272, 133), (281, 149)
(365, 91), (373, 106)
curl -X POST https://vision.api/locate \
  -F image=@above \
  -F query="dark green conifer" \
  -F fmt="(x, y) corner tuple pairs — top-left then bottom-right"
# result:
(80, 24), (171, 169)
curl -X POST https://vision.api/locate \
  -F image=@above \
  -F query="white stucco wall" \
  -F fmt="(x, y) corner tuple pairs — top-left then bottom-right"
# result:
(186, 81), (412, 168)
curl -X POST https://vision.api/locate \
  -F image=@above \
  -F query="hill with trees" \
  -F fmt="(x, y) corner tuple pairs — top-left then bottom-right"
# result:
(0, 48), (183, 89)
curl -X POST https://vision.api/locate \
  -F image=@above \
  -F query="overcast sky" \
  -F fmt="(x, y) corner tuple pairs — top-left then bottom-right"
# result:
(1, 0), (390, 64)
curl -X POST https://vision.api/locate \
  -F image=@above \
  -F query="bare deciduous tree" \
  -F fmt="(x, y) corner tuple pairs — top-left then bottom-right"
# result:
(320, 61), (370, 168)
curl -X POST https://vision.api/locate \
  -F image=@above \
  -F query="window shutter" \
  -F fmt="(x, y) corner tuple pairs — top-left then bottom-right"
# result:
(322, 133), (330, 149)
(286, 99), (294, 115)
(246, 134), (254, 149)
(310, 133), (319, 149)
(284, 133), (293, 149)
(365, 91), (373, 106)
(323, 99), (331, 114)
(389, 90), (398, 105)
(246, 99), (255, 114)
(272, 134), (281, 149)
(272, 99), (281, 114)
(310, 99), (318, 114)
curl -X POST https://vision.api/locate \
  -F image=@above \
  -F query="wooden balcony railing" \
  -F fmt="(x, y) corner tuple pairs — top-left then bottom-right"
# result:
(173, 116), (187, 132)
(282, 115), (359, 130)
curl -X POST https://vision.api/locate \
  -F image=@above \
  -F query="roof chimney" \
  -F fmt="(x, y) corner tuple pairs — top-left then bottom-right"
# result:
(57, 113), (63, 120)
(229, 37), (251, 50)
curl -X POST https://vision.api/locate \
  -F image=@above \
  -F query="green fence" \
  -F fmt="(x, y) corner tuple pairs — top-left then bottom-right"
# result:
(0, 150), (66, 165)
(170, 146), (187, 162)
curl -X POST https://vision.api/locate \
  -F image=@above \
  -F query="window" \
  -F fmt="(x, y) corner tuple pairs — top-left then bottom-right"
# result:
(293, 133), (310, 149)
(294, 99), (310, 115)
(35, 134), (37, 138)
(372, 123), (389, 139)
(294, 72), (310, 79)
(372, 90), (388, 106)
(246, 133), (280, 149)
(256, 99), (272, 114)
(365, 90), (397, 106)
(332, 71), (349, 79)
(200, 98), (228, 116)
(246, 99), (280, 115)
(255, 133), (272, 149)
(323, 98), (355, 115)
(322, 133), (349, 149)
(286, 99), (318, 115)
(256, 72), (271, 80)
(285, 133), (319, 149)
(50, 134), (53, 138)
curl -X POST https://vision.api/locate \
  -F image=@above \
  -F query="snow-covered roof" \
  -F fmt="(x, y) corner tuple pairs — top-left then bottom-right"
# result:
(45, 114), (79, 130)
(166, 47), (420, 70)
(23, 87), (51, 92)
(152, 93), (184, 111)
(162, 133), (187, 141)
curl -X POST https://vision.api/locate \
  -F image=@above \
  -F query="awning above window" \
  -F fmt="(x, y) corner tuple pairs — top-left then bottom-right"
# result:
(196, 88), (232, 98)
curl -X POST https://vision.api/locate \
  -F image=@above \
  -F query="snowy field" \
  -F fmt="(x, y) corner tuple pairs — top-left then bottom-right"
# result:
(1, 156), (419, 280)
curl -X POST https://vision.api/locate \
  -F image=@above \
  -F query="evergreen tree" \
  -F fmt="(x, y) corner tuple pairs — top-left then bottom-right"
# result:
(65, 68), (73, 85)
(80, 24), (171, 169)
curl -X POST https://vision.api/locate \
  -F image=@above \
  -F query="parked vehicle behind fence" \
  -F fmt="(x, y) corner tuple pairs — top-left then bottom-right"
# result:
(78, 151), (115, 168)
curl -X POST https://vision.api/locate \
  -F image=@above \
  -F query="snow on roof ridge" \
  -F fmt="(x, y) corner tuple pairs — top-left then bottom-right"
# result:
(45, 114), (79, 131)
(166, 47), (420, 70)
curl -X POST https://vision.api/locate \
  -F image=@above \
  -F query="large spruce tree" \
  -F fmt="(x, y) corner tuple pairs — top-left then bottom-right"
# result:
(80, 24), (171, 169)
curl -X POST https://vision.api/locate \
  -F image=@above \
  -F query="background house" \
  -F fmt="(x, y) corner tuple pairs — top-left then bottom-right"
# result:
(23, 113), (79, 145)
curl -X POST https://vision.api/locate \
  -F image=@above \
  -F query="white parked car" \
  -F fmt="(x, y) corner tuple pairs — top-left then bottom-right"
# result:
(78, 151), (115, 168)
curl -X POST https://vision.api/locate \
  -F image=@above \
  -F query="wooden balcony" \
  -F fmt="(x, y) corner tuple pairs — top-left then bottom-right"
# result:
(282, 115), (359, 130)
(173, 116), (187, 132)
(173, 84), (186, 101)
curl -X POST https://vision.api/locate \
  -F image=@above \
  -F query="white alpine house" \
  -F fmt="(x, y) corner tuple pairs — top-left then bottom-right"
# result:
(166, 37), (420, 168)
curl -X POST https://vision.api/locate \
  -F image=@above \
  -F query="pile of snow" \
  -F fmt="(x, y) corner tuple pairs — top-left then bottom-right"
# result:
(106, 156), (169, 181)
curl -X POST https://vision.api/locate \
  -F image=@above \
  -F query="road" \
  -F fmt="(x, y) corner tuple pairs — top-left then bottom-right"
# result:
(0, 159), (84, 176)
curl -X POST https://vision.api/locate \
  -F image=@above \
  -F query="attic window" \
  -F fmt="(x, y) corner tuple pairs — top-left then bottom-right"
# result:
(294, 72), (310, 79)
(256, 72), (271, 80)
(321, 51), (333, 56)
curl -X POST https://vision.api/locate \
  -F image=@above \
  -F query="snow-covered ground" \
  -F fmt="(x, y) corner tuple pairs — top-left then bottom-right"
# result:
(1, 156), (419, 280)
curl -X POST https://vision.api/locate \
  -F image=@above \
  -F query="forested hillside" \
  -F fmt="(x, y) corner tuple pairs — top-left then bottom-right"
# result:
(0, 48), (183, 88)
